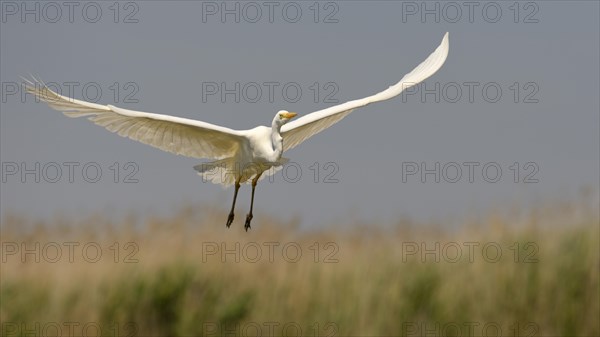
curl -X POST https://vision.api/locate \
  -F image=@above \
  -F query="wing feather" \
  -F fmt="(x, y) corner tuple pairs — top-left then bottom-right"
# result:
(281, 32), (449, 151)
(25, 79), (245, 159)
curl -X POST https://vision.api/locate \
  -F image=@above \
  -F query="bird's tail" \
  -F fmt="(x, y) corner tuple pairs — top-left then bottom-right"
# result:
(194, 158), (289, 186)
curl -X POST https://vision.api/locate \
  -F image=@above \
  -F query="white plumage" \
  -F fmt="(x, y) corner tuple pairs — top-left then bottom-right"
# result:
(26, 32), (449, 230)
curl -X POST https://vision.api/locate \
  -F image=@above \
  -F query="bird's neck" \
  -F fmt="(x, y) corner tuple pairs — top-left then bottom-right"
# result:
(270, 121), (283, 161)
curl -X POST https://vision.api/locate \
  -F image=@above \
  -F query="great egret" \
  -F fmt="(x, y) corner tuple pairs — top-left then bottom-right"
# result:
(26, 32), (449, 231)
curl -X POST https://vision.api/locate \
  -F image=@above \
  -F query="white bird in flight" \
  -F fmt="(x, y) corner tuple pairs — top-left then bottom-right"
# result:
(26, 32), (449, 231)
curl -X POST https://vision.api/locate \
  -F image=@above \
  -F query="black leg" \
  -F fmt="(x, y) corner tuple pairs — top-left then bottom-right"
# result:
(226, 179), (241, 228)
(245, 172), (263, 231)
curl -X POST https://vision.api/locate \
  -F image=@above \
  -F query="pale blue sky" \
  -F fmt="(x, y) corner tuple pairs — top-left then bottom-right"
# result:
(1, 1), (598, 227)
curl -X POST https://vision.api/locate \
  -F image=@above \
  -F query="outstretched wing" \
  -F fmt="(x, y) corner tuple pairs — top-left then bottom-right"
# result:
(281, 32), (449, 151)
(25, 79), (245, 159)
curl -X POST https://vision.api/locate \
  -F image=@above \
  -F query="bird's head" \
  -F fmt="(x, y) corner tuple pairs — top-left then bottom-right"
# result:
(274, 110), (297, 126)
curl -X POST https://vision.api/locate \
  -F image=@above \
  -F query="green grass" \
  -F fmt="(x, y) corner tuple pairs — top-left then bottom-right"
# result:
(1, 202), (598, 336)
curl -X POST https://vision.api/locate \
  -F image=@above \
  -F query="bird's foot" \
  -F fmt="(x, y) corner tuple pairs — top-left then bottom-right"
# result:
(244, 214), (253, 232)
(226, 213), (234, 228)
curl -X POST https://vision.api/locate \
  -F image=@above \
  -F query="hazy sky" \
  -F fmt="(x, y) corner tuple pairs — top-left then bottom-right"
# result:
(1, 1), (599, 227)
